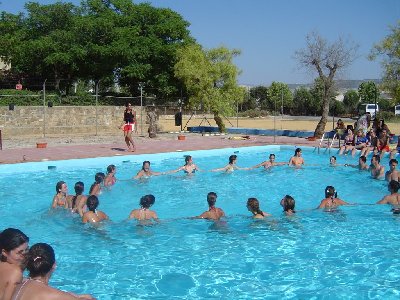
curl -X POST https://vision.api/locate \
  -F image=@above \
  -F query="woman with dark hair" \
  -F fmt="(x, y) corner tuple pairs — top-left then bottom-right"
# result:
(134, 161), (162, 179)
(128, 194), (158, 222)
(82, 195), (109, 224)
(104, 165), (117, 187)
(119, 102), (136, 152)
(167, 156), (201, 175)
(51, 181), (68, 209)
(211, 155), (250, 173)
(246, 198), (271, 219)
(66, 182), (87, 217)
(289, 148), (305, 167)
(280, 195), (296, 216)
(89, 173), (105, 196)
(0, 228), (29, 300)
(11, 243), (94, 300)
(317, 186), (349, 209)
(194, 192), (225, 220)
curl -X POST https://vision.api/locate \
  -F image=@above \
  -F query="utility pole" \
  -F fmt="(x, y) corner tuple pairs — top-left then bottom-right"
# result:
(138, 82), (144, 136)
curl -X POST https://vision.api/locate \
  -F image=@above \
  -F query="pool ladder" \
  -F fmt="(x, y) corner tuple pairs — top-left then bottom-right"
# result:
(314, 131), (339, 154)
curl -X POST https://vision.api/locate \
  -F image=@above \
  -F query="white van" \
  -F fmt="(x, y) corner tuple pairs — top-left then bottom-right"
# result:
(358, 103), (379, 118)
(395, 105), (400, 116)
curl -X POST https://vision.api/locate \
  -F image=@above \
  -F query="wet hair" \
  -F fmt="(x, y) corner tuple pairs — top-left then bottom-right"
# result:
(0, 228), (29, 262)
(107, 165), (116, 174)
(86, 195), (99, 212)
(26, 243), (55, 278)
(55, 181), (65, 193)
(269, 153), (275, 159)
(282, 195), (295, 212)
(140, 194), (155, 209)
(325, 186), (337, 198)
(185, 156), (192, 165)
(72, 182), (84, 208)
(207, 192), (217, 207)
(330, 156), (336, 162)
(359, 156), (367, 163)
(294, 148), (302, 155)
(229, 155), (237, 164)
(372, 154), (380, 163)
(389, 159), (398, 166)
(247, 198), (264, 216)
(389, 180), (400, 193)
(89, 172), (105, 194)
(142, 161), (151, 170)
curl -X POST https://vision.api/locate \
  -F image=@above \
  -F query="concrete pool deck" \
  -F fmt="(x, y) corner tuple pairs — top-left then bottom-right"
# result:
(0, 133), (323, 164)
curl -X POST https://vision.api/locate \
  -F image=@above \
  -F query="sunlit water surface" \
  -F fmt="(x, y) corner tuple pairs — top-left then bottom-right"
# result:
(0, 146), (399, 299)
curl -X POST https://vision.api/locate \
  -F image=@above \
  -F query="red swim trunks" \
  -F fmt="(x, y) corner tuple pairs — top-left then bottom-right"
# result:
(123, 124), (134, 132)
(379, 145), (390, 152)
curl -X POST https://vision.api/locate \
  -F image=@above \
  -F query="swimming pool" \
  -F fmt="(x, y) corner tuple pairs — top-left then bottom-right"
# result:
(1, 145), (398, 299)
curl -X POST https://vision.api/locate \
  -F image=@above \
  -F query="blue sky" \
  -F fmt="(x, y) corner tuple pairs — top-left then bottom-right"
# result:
(1, 0), (399, 85)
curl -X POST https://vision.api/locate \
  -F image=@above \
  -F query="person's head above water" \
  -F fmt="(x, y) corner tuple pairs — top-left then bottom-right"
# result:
(229, 155), (237, 164)
(55, 181), (66, 194)
(269, 153), (276, 161)
(207, 192), (217, 207)
(74, 181), (84, 195)
(294, 148), (302, 156)
(185, 156), (192, 165)
(330, 156), (337, 164)
(388, 180), (400, 193)
(325, 186), (337, 198)
(26, 243), (55, 278)
(95, 172), (105, 184)
(246, 198), (264, 216)
(107, 165), (116, 174)
(0, 228), (29, 263)
(281, 195), (295, 212)
(86, 195), (99, 212)
(142, 161), (151, 171)
(140, 194), (155, 209)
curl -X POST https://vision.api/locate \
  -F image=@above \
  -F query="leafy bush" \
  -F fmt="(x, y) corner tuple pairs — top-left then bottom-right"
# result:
(377, 111), (396, 121)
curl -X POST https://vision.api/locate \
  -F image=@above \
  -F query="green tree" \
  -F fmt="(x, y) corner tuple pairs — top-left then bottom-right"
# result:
(249, 85), (269, 110)
(174, 44), (245, 132)
(369, 21), (400, 103)
(358, 81), (378, 103)
(294, 32), (358, 137)
(292, 87), (313, 116)
(343, 90), (359, 116)
(267, 82), (293, 114)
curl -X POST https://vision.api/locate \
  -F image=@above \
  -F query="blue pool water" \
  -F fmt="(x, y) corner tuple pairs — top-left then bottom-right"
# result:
(1, 145), (399, 299)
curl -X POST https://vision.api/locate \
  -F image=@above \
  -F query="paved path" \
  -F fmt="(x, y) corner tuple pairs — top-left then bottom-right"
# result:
(0, 134), (322, 164)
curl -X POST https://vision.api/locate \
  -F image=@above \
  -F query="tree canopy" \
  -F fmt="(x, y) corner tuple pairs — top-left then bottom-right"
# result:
(370, 21), (400, 103)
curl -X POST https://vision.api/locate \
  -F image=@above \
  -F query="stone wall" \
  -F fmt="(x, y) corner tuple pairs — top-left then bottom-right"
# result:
(0, 105), (144, 137)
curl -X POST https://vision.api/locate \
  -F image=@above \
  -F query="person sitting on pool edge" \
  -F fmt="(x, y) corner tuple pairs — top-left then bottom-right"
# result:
(193, 192), (225, 220)
(252, 153), (287, 169)
(82, 195), (109, 224)
(317, 186), (349, 210)
(11, 242), (94, 300)
(134, 161), (162, 179)
(246, 198), (271, 219)
(211, 155), (251, 173)
(376, 180), (400, 213)
(280, 195), (296, 216)
(128, 194), (158, 223)
(289, 148), (304, 167)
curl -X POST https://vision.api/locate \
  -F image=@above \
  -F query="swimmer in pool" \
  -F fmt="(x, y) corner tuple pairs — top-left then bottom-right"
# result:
(317, 186), (349, 209)
(211, 155), (251, 172)
(385, 159), (400, 182)
(134, 161), (162, 179)
(194, 192), (225, 220)
(252, 153), (287, 169)
(89, 172), (105, 196)
(280, 195), (296, 216)
(82, 195), (109, 224)
(289, 148), (304, 167)
(66, 181), (87, 217)
(376, 180), (400, 212)
(51, 181), (68, 209)
(104, 164), (117, 187)
(128, 194), (158, 222)
(166, 155), (200, 175)
(344, 155), (369, 170)
(246, 198), (271, 219)
(370, 154), (385, 179)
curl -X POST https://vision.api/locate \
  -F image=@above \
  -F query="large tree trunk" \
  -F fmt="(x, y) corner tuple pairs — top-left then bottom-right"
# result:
(213, 112), (225, 132)
(314, 92), (330, 138)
